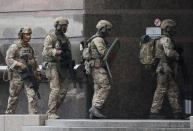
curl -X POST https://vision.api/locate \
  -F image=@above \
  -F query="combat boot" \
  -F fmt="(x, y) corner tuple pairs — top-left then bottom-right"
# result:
(89, 106), (106, 119)
(48, 113), (60, 119)
(149, 113), (166, 119)
(5, 110), (14, 114)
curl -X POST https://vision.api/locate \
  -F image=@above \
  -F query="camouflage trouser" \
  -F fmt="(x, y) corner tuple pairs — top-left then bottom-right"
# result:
(91, 67), (111, 108)
(46, 63), (68, 115)
(5, 72), (38, 114)
(151, 72), (182, 114)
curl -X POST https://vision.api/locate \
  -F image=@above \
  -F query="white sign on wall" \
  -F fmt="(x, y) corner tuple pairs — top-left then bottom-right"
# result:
(146, 27), (161, 39)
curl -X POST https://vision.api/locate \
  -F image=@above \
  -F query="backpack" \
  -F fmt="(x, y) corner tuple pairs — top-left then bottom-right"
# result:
(82, 44), (91, 60)
(81, 35), (99, 60)
(139, 35), (157, 66)
(81, 35), (99, 74)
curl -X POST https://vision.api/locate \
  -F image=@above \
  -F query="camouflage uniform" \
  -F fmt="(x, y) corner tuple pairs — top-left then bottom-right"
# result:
(90, 37), (111, 108)
(42, 17), (71, 119)
(88, 20), (112, 118)
(5, 29), (39, 114)
(150, 19), (182, 116)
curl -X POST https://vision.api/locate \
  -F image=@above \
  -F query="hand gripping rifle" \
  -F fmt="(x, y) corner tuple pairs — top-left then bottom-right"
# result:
(19, 53), (41, 99)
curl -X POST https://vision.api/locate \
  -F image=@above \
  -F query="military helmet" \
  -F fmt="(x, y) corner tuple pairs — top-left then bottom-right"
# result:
(160, 19), (176, 30)
(20, 27), (32, 34)
(18, 27), (32, 38)
(54, 17), (69, 26)
(96, 20), (112, 30)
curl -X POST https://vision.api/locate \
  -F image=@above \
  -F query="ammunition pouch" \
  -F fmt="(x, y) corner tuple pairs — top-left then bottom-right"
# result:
(84, 59), (103, 74)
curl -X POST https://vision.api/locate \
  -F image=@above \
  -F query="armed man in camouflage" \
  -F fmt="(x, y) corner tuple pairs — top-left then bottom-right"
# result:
(88, 20), (112, 119)
(149, 19), (183, 119)
(5, 27), (40, 114)
(42, 17), (72, 119)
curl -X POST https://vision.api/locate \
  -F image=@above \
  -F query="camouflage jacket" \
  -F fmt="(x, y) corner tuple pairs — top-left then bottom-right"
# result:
(42, 31), (71, 63)
(90, 36), (107, 59)
(6, 40), (40, 73)
(155, 35), (179, 62)
(88, 35), (108, 68)
(155, 35), (179, 73)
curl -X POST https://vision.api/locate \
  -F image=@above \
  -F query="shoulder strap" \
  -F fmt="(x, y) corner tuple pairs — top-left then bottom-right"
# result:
(86, 34), (100, 44)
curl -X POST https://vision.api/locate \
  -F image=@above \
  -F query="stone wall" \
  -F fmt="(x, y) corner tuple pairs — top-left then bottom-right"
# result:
(84, 0), (193, 118)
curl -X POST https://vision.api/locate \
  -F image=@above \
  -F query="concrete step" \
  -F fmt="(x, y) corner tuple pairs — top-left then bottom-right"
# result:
(45, 119), (190, 128)
(22, 126), (193, 131)
(0, 114), (47, 131)
(189, 116), (193, 128)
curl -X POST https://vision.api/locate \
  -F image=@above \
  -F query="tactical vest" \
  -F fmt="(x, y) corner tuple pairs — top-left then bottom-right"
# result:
(13, 40), (35, 72)
(17, 41), (34, 59)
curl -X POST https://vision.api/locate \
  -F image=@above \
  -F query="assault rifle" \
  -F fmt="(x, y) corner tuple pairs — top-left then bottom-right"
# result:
(19, 54), (41, 99)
